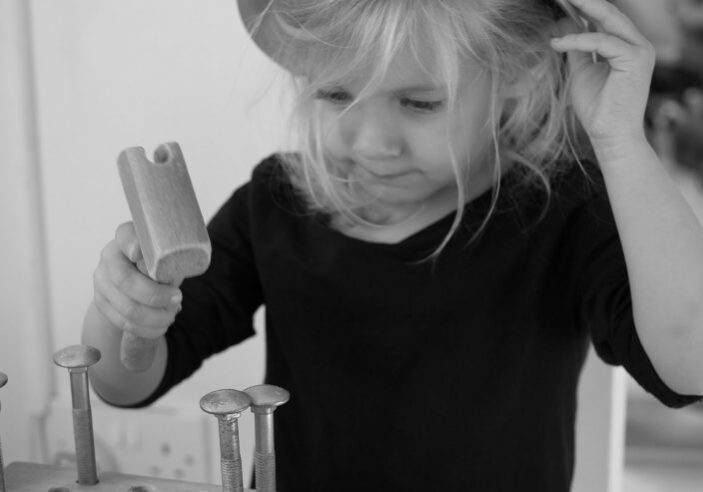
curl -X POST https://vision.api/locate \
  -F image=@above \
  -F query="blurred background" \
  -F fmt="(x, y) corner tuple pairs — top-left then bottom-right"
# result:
(617, 1), (703, 491)
(0, 0), (701, 491)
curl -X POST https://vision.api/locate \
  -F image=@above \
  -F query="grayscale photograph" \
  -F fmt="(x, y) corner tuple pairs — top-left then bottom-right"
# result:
(1, 0), (703, 491)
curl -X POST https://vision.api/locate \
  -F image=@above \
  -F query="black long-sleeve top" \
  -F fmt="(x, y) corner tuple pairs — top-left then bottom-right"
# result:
(135, 154), (701, 491)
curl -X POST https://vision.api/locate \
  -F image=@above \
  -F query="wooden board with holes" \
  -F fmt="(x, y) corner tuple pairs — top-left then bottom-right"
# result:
(4, 462), (254, 492)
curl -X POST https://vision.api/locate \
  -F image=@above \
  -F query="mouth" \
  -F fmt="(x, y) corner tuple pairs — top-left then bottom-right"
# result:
(354, 162), (411, 180)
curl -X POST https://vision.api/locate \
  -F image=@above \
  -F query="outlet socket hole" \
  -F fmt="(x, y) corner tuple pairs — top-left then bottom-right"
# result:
(153, 146), (171, 164)
(160, 442), (171, 456)
(128, 486), (156, 492)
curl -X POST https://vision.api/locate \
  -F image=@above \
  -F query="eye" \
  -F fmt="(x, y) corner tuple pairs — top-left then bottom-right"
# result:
(400, 97), (444, 113)
(314, 88), (353, 106)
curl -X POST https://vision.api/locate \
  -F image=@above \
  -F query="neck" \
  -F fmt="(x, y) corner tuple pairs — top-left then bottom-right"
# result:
(332, 165), (502, 244)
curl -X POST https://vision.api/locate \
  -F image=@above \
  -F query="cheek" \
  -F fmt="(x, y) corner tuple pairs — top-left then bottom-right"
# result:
(404, 118), (463, 169)
(316, 108), (348, 157)
(450, 99), (494, 158)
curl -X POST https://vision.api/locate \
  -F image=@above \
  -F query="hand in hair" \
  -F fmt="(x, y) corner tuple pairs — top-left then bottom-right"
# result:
(550, 0), (656, 151)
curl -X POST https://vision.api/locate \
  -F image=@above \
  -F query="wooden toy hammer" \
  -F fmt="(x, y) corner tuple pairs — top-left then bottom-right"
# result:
(117, 142), (211, 372)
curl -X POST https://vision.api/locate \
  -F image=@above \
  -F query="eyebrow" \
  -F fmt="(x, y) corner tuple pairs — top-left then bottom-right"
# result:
(393, 84), (445, 93)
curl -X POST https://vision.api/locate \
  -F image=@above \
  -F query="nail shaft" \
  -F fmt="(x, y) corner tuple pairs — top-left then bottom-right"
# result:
(200, 389), (251, 492)
(254, 412), (275, 453)
(218, 414), (244, 492)
(53, 345), (101, 486)
(244, 384), (289, 492)
(254, 412), (275, 492)
(70, 368), (98, 485)
(0, 372), (7, 492)
(0, 434), (5, 492)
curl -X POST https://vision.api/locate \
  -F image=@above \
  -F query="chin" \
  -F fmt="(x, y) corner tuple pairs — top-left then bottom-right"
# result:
(368, 188), (432, 206)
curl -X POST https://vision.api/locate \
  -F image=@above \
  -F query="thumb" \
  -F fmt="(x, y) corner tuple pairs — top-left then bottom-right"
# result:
(136, 258), (151, 279)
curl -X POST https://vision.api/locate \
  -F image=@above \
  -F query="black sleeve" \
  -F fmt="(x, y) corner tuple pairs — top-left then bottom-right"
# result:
(131, 177), (265, 407)
(565, 174), (702, 408)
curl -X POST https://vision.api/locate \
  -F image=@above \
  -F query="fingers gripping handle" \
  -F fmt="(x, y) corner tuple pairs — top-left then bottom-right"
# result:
(117, 142), (211, 372)
(120, 332), (159, 373)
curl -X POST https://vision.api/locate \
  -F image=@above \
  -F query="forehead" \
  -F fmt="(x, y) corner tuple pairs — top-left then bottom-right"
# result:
(383, 45), (445, 90)
(322, 41), (487, 94)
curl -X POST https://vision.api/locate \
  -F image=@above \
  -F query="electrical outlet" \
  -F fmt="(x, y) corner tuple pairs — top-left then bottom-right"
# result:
(44, 395), (214, 483)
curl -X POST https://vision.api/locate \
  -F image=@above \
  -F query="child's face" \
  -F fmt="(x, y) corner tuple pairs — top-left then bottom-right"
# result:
(314, 46), (497, 212)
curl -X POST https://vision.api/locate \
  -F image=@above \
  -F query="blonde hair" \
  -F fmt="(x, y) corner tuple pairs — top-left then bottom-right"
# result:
(253, 0), (589, 256)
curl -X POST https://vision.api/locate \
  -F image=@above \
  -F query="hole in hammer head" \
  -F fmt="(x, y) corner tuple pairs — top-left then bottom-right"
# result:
(153, 145), (171, 164)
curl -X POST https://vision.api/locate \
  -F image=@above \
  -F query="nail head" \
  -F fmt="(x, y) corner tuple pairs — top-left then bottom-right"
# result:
(244, 384), (290, 411)
(200, 389), (251, 416)
(53, 345), (102, 369)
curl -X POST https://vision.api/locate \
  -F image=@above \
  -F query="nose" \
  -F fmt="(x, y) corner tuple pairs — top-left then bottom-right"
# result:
(344, 104), (403, 160)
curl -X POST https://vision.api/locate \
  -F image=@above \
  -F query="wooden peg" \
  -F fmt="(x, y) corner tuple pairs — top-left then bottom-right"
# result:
(117, 142), (211, 371)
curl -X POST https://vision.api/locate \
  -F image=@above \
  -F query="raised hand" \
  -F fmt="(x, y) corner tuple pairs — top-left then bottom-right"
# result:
(550, 0), (656, 148)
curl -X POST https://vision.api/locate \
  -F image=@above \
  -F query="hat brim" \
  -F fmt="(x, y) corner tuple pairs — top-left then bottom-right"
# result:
(238, 0), (299, 72)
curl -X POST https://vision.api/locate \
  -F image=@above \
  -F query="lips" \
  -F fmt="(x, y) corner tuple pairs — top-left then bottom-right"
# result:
(355, 162), (410, 180)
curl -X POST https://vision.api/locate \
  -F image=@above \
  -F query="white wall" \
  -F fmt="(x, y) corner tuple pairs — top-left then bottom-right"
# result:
(574, 349), (627, 492)
(0, 0), (55, 467)
(2, 0), (290, 482)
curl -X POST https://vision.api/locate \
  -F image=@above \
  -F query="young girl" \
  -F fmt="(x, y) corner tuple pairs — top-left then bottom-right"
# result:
(83, 0), (703, 490)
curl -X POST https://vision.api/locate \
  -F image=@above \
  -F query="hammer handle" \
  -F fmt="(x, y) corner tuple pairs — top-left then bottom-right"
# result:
(117, 142), (211, 372)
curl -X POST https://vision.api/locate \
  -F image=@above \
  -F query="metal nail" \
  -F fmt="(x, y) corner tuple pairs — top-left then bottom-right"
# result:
(53, 345), (101, 485)
(0, 372), (7, 492)
(200, 389), (251, 492)
(244, 385), (289, 492)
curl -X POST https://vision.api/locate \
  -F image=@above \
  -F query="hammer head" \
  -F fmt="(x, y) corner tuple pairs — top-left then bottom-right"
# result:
(117, 142), (211, 284)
